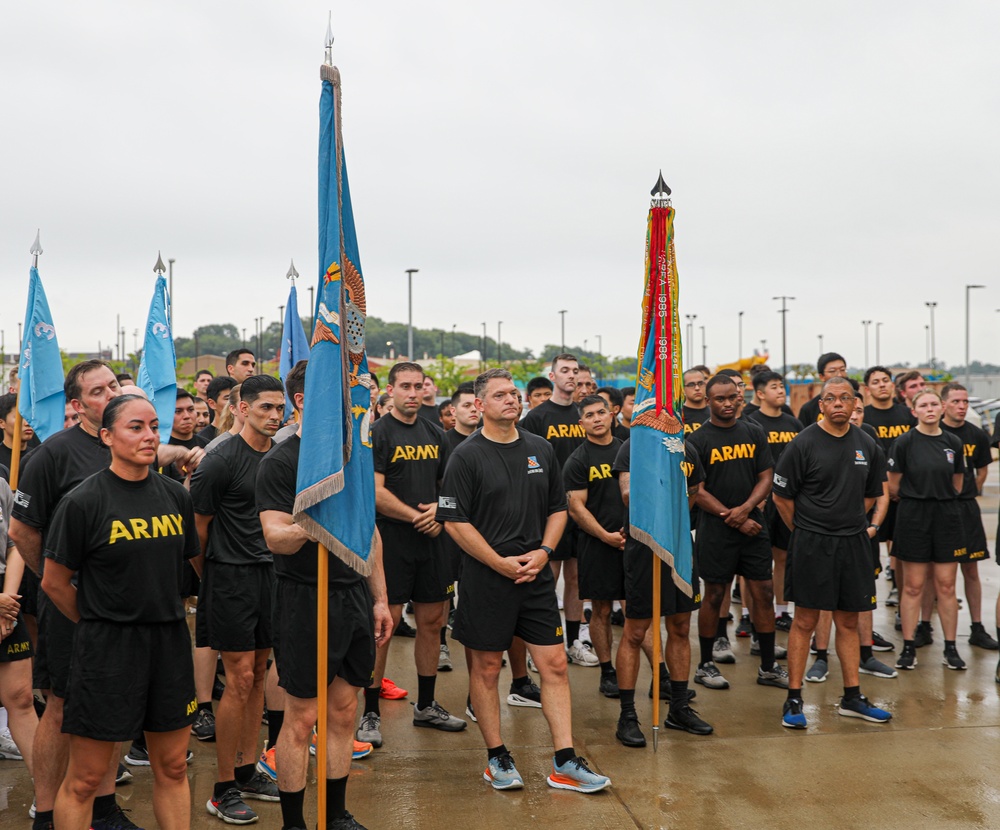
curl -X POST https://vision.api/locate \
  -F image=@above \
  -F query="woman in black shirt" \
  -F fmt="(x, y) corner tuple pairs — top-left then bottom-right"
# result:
(887, 390), (966, 671)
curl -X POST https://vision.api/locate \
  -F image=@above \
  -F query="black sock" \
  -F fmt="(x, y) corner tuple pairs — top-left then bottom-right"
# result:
(215, 780), (237, 800)
(972, 621), (984, 631)
(668, 680), (688, 707)
(619, 689), (636, 716)
(716, 616), (728, 638)
(440, 626), (448, 645)
(487, 743), (508, 760)
(364, 685), (381, 717)
(659, 662), (670, 682)
(918, 620), (931, 631)
(33, 811), (54, 830)
(756, 631), (776, 669)
(860, 645), (873, 662)
(510, 675), (529, 688)
(326, 776), (348, 822)
(843, 685), (860, 700)
(996, 627), (1000, 645)
(279, 787), (306, 830)
(198, 700), (213, 714)
(787, 687), (801, 701)
(816, 648), (828, 662)
(944, 639), (958, 652)
(902, 639), (915, 652)
(268, 709), (284, 749)
(132, 733), (146, 750)
(92, 794), (117, 820)
(235, 763), (256, 785)
(600, 661), (614, 675)
(554, 747), (576, 767)
(750, 622), (758, 638)
(566, 620), (581, 644)
(417, 674), (436, 710)
(699, 635), (715, 667)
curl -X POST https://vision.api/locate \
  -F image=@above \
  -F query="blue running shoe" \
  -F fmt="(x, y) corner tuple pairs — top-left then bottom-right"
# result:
(547, 756), (611, 793)
(483, 753), (523, 790)
(781, 698), (807, 729)
(838, 694), (891, 723)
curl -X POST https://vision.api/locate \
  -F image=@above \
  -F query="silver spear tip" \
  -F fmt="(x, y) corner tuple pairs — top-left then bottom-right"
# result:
(324, 12), (334, 65)
(286, 259), (300, 281)
(154, 252), (166, 274)
(30, 229), (43, 257)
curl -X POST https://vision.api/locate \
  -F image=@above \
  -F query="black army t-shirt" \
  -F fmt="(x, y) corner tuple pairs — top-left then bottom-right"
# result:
(686, 420), (773, 512)
(863, 403), (916, 455)
(887, 430), (965, 501)
(563, 437), (624, 535)
(44, 469), (199, 623)
(372, 414), (447, 523)
(941, 421), (992, 500)
(161, 433), (208, 482)
(745, 410), (803, 467)
(772, 424), (885, 536)
(682, 405), (710, 436)
(416, 404), (440, 423)
(0, 435), (38, 479)
(442, 427), (474, 455)
(196, 424), (218, 444)
(520, 400), (584, 468)
(190, 435), (273, 565)
(256, 434), (361, 588)
(611, 438), (705, 535)
(436, 431), (566, 557)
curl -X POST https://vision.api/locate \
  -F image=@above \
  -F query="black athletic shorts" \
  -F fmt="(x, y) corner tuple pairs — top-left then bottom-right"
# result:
(273, 578), (375, 698)
(877, 500), (898, 544)
(870, 531), (882, 577)
(695, 512), (773, 584)
(576, 534), (625, 601)
(18, 568), (39, 618)
(550, 523), (576, 562)
(34, 591), (75, 698)
(623, 538), (701, 619)
(957, 499), (989, 562)
(453, 556), (564, 652)
(0, 613), (33, 663)
(198, 561), (274, 652)
(893, 499), (965, 565)
(785, 529), (876, 613)
(378, 520), (452, 606)
(764, 499), (791, 551)
(63, 619), (195, 741)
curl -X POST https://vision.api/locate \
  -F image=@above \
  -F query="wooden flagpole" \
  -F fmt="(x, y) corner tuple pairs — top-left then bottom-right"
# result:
(9, 400), (24, 491)
(651, 553), (661, 752)
(316, 542), (329, 827)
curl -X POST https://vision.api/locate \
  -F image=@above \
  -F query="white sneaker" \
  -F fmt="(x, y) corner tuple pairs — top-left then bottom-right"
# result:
(438, 643), (453, 672)
(0, 728), (22, 760)
(567, 639), (600, 667)
(579, 624), (592, 645)
(527, 653), (539, 673)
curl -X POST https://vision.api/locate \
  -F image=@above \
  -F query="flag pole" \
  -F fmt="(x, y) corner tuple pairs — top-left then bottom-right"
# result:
(651, 554), (661, 752)
(10, 231), (44, 491)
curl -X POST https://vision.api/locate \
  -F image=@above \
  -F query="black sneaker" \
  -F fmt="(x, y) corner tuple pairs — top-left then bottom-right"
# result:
(735, 614), (752, 638)
(115, 763), (133, 785)
(913, 624), (933, 648)
(507, 678), (542, 708)
(584, 607), (592, 623)
(91, 804), (142, 830)
(615, 712), (646, 747)
(610, 609), (625, 627)
(124, 744), (150, 766)
(969, 626), (999, 651)
(894, 612), (902, 632)
(731, 583), (742, 603)
(191, 709), (216, 741)
(212, 678), (227, 701)
(238, 769), (280, 801)
(599, 671), (620, 699)
(871, 631), (895, 652)
(774, 612), (793, 632)
(895, 650), (917, 671)
(405, 601), (414, 614)
(664, 704), (713, 735)
(395, 618), (417, 638)
(329, 811), (368, 830)
(206, 788), (258, 824)
(943, 649), (967, 671)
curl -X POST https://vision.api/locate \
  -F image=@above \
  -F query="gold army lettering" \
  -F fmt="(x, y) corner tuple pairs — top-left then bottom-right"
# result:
(108, 514), (184, 544)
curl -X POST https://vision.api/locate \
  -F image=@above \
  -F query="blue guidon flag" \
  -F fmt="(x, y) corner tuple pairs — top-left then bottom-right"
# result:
(292, 61), (376, 576)
(628, 191), (693, 597)
(279, 280), (311, 416)
(18, 265), (65, 442)
(137, 275), (177, 444)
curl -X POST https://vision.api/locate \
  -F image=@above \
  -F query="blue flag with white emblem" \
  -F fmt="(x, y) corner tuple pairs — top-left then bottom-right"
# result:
(292, 63), (376, 576)
(136, 275), (177, 444)
(18, 266), (65, 442)
(279, 284), (310, 414)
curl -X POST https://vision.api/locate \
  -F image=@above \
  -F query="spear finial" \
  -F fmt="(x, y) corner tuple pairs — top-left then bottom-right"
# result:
(30, 229), (43, 267)
(154, 251), (166, 274)
(324, 12), (334, 66)
(286, 258), (300, 284)
(651, 171), (671, 206)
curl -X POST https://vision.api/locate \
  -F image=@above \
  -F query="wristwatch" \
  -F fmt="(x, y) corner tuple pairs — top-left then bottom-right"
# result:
(869, 524), (881, 531)
(540, 545), (554, 556)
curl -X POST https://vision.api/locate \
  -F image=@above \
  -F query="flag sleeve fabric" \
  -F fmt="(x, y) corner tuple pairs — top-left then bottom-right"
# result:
(18, 267), (66, 442)
(136, 275), (177, 443)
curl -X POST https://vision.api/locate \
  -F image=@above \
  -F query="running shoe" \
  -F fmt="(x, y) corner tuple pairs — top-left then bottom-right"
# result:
(610, 608), (625, 627)
(579, 623), (592, 646)
(871, 631), (895, 652)
(116, 763), (133, 785)
(546, 756), (612, 793)
(781, 698), (807, 729)
(731, 583), (742, 603)
(91, 804), (143, 830)
(615, 712), (646, 748)
(29, 798), (36, 819)
(352, 740), (373, 759)
(838, 694), (891, 723)
(0, 727), (22, 760)
(124, 743), (151, 766)
(895, 650), (917, 671)
(859, 656), (898, 679)
(395, 618), (417, 638)
(694, 662), (730, 690)
(969, 626), (1000, 650)
(567, 639), (600, 667)
(735, 614), (752, 638)
(913, 624), (933, 648)
(750, 637), (788, 659)
(356, 712), (383, 747)
(712, 636), (736, 664)
(774, 612), (793, 632)
(191, 708), (217, 741)
(756, 663), (789, 688)
(599, 670), (620, 699)
(805, 658), (828, 683)
(885, 586), (899, 607)
(664, 704), (713, 735)
(379, 677), (408, 700)
(465, 699), (477, 723)
(483, 752), (524, 790)
(238, 769), (279, 801)
(328, 812), (367, 830)
(412, 700), (466, 732)
(206, 788), (258, 824)
(438, 643), (453, 672)
(943, 649), (967, 671)
(894, 612), (902, 632)
(447, 607), (455, 630)
(256, 746), (276, 781)
(507, 678), (542, 708)
(527, 653), (539, 673)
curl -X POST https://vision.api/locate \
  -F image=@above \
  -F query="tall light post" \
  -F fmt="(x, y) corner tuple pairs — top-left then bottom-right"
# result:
(451, 324), (456, 354)
(861, 320), (872, 367)
(737, 311), (744, 358)
(965, 284), (986, 386)
(481, 322), (487, 370)
(685, 314), (697, 364)
(875, 322), (882, 365)
(700, 326), (706, 366)
(497, 321), (502, 364)
(925, 325), (930, 364)
(558, 309), (567, 351)
(925, 301), (937, 369)
(595, 334), (603, 378)
(818, 334), (823, 354)
(772, 296), (795, 375)
(405, 268), (419, 358)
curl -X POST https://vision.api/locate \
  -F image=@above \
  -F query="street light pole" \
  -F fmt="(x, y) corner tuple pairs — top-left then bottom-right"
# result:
(861, 320), (872, 367)
(405, 268), (419, 358)
(925, 301), (937, 369)
(558, 310), (567, 352)
(818, 334), (823, 354)
(685, 315), (697, 364)
(497, 321), (502, 364)
(737, 311), (744, 358)
(700, 326), (706, 366)
(875, 322), (882, 365)
(772, 296), (795, 375)
(965, 284), (986, 386)
(925, 325), (930, 364)
(481, 322), (487, 370)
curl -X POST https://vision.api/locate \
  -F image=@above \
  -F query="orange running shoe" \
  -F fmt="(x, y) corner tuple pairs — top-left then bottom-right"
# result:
(308, 730), (373, 759)
(380, 677), (408, 700)
(256, 745), (277, 781)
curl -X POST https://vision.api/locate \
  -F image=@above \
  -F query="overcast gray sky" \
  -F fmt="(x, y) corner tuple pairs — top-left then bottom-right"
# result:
(3, 2), (998, 370)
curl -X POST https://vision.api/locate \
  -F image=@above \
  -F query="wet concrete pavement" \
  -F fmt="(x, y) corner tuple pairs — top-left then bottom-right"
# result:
(3, 477), (1000, 829)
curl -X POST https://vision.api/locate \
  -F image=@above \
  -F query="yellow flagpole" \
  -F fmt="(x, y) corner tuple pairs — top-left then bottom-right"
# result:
(651, 553), (661, 752)
(9, 392), (24, 491)
(316, 543), (329, 827)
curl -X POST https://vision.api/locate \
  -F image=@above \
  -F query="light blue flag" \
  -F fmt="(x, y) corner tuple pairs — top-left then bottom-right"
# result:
(18, 266), (65, 442)
(279, 283), (310, 415)
(136, 275), (177, 444)
(292, 63), (376, 576)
